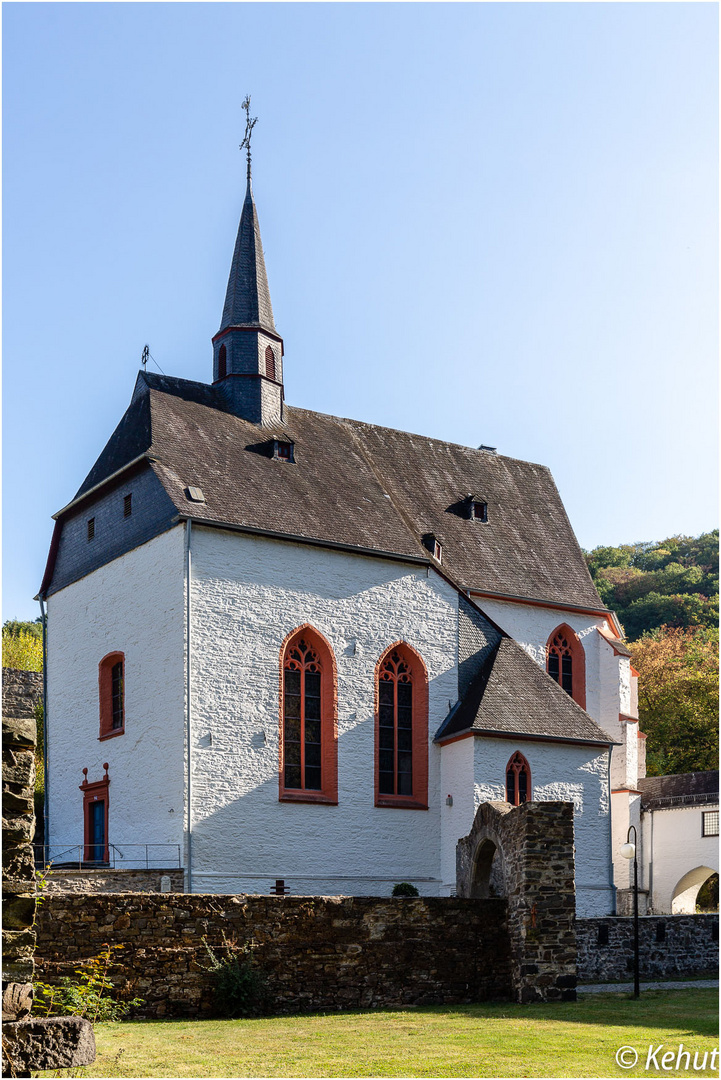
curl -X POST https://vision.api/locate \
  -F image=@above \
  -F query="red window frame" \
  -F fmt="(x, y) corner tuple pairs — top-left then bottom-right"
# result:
(80, 763), (110, 863)
(279, 625), (338, 805)
(374, 642), (428, 810)
(505, 751), (531, 805)
(98, 652), (125, 740)
(546, 624), (586, 709)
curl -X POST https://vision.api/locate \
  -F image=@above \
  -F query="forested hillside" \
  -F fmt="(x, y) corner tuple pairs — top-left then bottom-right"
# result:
(585, 532), (719, 777)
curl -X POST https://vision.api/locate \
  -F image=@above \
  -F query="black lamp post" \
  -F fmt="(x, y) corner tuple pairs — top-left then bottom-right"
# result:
(620, 825), (640, 998)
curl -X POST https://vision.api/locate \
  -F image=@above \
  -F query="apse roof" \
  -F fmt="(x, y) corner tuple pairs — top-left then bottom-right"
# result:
(435, 637), (613, 746)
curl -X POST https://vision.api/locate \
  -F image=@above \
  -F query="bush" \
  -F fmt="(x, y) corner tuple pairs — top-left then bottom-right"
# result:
(204, 937), (272, 1018)
(33, 944), (143, 1022)
(392, 882), (420, 897)
(2, 628), (43, 672)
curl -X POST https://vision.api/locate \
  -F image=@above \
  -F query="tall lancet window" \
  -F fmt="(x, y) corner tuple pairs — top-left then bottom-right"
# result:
(505, 752), (531, 806)
(546, 624), (586, 708)
(280, 626), (338, 804)
(374, 643), (428, 809)
(218, 344), (227, 380)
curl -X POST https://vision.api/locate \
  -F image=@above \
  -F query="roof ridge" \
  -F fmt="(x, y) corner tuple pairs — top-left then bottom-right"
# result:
(285, 405), (550, 469)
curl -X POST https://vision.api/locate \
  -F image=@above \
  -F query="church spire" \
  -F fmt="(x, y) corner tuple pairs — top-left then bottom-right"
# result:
(219, 97), (275, 334)
(212, 97), (284, 426)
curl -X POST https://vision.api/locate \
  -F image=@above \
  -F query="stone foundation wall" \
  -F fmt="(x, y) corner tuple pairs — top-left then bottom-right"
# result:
(577, 915), (719, 982)
(42, 870), (185, 895)
(35, 893), (512, 1017)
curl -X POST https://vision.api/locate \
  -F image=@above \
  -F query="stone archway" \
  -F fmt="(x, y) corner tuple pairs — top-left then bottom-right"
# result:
(456, 799), (577, 1003)
(470, 837), (506, 899)
(672, 866), (718, 914)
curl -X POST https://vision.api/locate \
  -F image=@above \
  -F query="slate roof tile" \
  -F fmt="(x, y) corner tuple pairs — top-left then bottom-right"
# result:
(73, 371), (606, 611)
(436, 637), (612, 745)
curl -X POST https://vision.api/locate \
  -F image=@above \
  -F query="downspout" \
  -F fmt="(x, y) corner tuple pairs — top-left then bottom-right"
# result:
(184, 519), (193, 893)
(39, 597), (49, 857)
(607, 747), (616, 915)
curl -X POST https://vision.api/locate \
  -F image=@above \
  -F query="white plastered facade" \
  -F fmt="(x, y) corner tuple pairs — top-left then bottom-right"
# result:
(46, 523), (623, 913)
(640, 802), (720, 914)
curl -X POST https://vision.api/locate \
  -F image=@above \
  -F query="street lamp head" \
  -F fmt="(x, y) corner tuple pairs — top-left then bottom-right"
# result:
(620, 842), (636, 861)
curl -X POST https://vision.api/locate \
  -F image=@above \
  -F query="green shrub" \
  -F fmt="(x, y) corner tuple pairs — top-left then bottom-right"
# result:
(204, 937), (272, 1018)
(33, 944), (143, 1022)
(392, 882), (420, 897)
(2, 628), (43, 672)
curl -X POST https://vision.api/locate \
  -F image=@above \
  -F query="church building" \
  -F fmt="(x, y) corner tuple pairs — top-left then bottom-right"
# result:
(39, 128), (646, 918)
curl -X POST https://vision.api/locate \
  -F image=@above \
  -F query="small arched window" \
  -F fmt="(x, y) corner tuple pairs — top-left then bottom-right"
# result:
(218, 344), (227, 380)
(546, 624), (586, 708)
(505, 752), (531, 806)
(99, 652), (125, 740)
(375, 643), (428, 810)
(265, 345), (276, 381)
(280, 626), (337, 804)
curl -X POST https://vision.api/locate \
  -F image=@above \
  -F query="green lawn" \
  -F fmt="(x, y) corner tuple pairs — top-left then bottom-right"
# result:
(36, 989), (718, 1079)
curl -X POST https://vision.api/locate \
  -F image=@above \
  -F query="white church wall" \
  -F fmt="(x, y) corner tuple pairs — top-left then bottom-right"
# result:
(46, 526), (186, 865)
(439, 736), (475, 892)
(472, 598), (614, 726)
(471, 736), (615, 917)
(188, 527), (459, 896)
(644, 804), (720, 914)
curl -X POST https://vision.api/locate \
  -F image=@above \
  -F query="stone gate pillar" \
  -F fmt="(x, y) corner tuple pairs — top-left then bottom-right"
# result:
(457, 800), (577, 1003)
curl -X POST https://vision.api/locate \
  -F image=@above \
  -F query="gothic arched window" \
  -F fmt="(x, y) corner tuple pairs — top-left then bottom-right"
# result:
(218, 344), (227, 380)
(546, 624), (586, 708)
(505, 751), (531, 806)
(375, 643), (428, 810)
(265, 345), (276, 381)
(280, 626), (337, 804)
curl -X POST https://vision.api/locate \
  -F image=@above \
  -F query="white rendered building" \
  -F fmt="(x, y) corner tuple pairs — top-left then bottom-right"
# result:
(39, 154), (650, 918)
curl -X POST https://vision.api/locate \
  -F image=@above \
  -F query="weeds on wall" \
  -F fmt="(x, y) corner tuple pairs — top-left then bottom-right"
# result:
(203, 933), (273, 1018)
(33, 944), (144, 1022)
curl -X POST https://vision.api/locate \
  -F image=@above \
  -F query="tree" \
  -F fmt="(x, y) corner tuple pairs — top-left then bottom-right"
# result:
(631, 627), (719, 776)
(2, 628), (43, 672)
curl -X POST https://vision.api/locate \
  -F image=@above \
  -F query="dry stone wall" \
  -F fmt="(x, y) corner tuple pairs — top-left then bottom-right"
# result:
(35, 893), (512, 1017)
(577, 915), (719, 982)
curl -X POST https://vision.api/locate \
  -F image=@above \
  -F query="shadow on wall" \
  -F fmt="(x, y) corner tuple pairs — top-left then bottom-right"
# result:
(672, 866), (718, 914)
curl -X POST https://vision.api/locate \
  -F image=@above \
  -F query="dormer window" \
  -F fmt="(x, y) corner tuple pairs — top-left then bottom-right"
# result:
(465, 494), (488, 522)
(274, 440), (294, 462)
(422, 533), (442, 562)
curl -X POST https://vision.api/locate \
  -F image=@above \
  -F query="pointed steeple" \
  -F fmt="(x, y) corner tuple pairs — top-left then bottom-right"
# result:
(212, 98), (284, 426)
(220, 178), (276, 334)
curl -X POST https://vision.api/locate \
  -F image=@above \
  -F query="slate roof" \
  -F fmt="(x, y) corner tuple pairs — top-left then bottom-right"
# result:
(435, 637), (612, 746)
(220, 180), (275, 334)
(639, 771), (719, 810)
(69, 372), (608, 611)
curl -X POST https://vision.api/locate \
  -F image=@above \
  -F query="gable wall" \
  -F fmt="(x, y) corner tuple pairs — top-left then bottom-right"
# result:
(188, 527), (458, 895)
(46, 526), (186, 863)
(48, 467), (179, 596)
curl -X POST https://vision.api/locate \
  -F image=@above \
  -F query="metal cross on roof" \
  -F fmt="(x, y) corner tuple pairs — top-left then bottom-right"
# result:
(240, 95), (258, 183)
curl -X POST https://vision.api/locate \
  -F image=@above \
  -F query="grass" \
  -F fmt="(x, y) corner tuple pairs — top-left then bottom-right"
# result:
(34, 988), (718, 1078)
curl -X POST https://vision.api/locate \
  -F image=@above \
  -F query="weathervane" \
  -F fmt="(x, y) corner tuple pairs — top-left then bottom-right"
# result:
(239, 95), (258, 183)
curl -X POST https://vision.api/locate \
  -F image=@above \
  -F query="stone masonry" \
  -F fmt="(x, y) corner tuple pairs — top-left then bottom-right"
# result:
(456, 801), (577, 1003)
(576, 914), (719, 982)
(2, 668), (95, 1077)
(42, 869), (185, 895)
(36, 893), (512, 1017)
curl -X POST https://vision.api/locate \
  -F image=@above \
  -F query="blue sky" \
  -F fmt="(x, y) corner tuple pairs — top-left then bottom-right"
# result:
(3, 2), (718, 622)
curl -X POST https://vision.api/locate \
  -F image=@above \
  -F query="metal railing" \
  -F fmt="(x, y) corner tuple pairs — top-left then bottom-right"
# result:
(33, 843), (182, 871)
